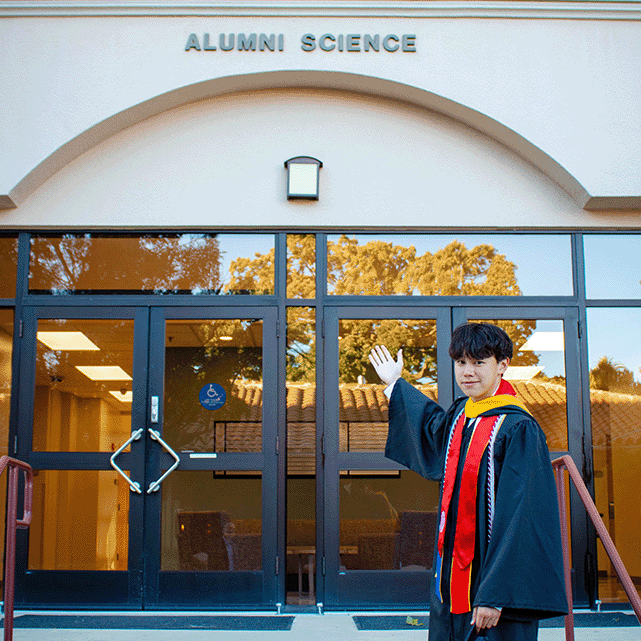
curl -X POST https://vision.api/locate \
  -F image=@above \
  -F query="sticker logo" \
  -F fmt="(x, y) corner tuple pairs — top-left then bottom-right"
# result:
(199, 383), (227, 410)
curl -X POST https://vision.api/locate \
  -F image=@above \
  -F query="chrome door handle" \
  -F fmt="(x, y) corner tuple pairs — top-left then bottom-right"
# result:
(147, 428), (180, 493)
(110, 428), (144, 493)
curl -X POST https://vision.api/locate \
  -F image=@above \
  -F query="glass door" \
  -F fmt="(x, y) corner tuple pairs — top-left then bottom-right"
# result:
(322, 307), (451, 607)
(16, 306), (149, 607)
(16, 305), (278, 609)
(143, 307), (278, 608)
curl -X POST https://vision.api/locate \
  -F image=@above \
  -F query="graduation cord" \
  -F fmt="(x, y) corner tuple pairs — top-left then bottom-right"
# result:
(437, 410), (506, 612)
(486, 415), (506, 543)
(442, 407), (466, 483)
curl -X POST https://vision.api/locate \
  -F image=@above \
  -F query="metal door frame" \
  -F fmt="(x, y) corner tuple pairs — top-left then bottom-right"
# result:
(143, 305), (279, 609)
(322, 306), (450, 607)
(15, 305), (150, 608)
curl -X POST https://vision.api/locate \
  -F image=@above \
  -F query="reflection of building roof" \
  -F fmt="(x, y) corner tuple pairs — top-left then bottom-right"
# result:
(230, 380), (641, 450)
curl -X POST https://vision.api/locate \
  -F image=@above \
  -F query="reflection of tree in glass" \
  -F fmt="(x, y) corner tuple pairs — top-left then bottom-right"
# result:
(139, 235), (222, 293)
(30, 234), (223, 293)
(287, 308), (315, 382)
(590, 356), (641, 394)
(225, 248), (275, 296)
(0, 237), (19, 296)
(30, 234), (92, 293)
(231, 236), (538, 383)
(328, 236), (522, 296)
(287, 234), (316, 298)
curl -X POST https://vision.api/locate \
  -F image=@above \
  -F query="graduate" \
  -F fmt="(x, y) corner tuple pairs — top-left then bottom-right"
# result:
(369, 322), (568, 640)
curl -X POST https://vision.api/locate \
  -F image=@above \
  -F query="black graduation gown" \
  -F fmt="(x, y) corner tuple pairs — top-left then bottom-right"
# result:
(385, 379), (568, 638)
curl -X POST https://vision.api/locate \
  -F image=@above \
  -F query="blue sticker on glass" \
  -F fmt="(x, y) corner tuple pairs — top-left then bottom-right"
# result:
(199, 383), (227, 411)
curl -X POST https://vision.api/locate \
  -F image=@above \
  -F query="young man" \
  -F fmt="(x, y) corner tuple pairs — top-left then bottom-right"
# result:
(369, 322), (567, 641)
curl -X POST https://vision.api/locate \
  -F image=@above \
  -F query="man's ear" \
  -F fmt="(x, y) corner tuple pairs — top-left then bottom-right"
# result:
(498, 358), (510, 375)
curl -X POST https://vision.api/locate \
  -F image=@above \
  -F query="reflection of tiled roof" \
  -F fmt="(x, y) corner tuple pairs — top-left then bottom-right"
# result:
(588, 388), (641, 447)
(230, 380), (641, 448)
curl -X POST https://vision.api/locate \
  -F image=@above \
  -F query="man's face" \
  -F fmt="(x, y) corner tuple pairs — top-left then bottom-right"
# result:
(454, 354), (510, 402)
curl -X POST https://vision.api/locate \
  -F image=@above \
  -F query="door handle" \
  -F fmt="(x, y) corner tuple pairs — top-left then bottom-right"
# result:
(147, 428), (180, 494)
(110, 428), (144, 493)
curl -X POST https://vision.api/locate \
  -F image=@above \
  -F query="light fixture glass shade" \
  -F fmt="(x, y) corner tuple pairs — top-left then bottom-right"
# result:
(284, 156), (322, 200)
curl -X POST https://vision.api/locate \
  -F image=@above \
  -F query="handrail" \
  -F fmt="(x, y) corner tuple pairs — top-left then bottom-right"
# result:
(0, 455), (34, 641)
(551, 455), (641, 641)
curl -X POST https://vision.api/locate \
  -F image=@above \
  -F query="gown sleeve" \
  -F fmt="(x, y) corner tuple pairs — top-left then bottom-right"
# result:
(384, 379), (457, 481)
(473, 418), (568, 619)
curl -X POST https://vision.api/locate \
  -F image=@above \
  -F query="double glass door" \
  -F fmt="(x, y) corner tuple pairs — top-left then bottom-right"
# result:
(321, 305), (588, 607)
(16, 306), (278, 608)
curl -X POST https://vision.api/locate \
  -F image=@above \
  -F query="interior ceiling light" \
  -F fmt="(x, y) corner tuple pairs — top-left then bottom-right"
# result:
(37, 331), (100, 351)
(109, 390), (133, 403)
(219, 336), (233, 341)
(520, 331), (564, 352)
(75, 366), (132, 381)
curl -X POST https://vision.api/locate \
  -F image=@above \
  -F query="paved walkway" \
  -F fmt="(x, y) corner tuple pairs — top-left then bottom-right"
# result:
(4, 610), (640, 641)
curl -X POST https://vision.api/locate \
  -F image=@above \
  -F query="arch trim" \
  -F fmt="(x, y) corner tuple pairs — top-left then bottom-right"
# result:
(2, 70), (638, 212)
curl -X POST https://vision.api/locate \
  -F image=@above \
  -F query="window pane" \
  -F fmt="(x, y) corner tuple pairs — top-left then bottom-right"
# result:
(164, 319), (263, 453)
(339, 470), (439, 571)
(287, 234), (315, 299)
(29, 470), (128, 570)
(468, 318), (568, 451)
(162, 471), (262, 572)
(29, 234), (274, 294)
(33, 319), (134, 452)
(0, 236), (18, 298)
(287, 307), (316, 605)
(587, 308), (641, 604)
(584, 235), (641, 299)
(0, 310), (13, 580)
(338, 318), (437, 453)
(328, 234), (572, 296)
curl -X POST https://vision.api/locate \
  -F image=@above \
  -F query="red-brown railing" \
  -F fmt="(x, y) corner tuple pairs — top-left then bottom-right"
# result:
(0, 456), (33, 641)
(552, 455), (641, 640)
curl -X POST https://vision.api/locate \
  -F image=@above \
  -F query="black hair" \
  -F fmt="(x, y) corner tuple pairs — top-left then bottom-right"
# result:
(448, 322), (513, 362)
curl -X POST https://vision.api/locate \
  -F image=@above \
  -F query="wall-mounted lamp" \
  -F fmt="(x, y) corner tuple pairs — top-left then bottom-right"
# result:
(284, 156), (322, 200)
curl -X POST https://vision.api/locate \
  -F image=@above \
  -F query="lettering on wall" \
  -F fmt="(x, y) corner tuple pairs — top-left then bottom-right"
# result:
(184, 33), (417, 53)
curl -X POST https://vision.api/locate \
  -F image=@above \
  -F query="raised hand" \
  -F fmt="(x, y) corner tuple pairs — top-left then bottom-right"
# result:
(369, 345), (403, 386)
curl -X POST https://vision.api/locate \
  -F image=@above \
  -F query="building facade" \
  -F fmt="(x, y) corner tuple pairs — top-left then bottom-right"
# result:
(1, 0), (640, 611)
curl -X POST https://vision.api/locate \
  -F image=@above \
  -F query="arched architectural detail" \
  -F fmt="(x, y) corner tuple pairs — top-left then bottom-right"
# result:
(0, 70), (599, 211)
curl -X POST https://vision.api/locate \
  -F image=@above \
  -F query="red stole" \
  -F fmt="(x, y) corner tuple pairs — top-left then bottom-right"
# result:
(437, 378), (525, 614)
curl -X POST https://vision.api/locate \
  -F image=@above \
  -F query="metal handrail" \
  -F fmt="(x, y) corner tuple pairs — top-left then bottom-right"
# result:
(146, 428), (180, 493)
(0, 455), (33, 641)
(551, 455), (641, 641)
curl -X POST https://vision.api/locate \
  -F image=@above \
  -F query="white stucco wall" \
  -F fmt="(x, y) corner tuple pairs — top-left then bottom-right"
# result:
(4, 87), (640, 229)
(1, 4), (640, 226)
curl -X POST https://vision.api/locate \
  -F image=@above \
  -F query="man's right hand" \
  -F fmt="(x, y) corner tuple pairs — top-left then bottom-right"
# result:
(369, 345), (403, 386)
